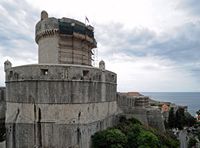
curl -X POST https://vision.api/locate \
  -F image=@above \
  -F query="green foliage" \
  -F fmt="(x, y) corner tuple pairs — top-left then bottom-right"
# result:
(127, 124), (143, 148)
(92, 116), (179, 148)
(143, 126), (179, 148)
(196, 109), (200, 116)
(175, 108), (186, 130)
(185, 112), (196, 127)
(0, 119), (6, 142)
(116, 117), (142, 134)
(91, 128), (127, 148)
(188, 137), (197, 148)
(168, 108), (175, 128)
(137, 131), (160, 148)
(168, 108), (196, 129)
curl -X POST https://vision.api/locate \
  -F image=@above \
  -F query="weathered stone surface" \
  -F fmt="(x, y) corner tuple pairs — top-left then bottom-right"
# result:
(35, 12), (96, 65)
(5, 64), (116, 104)
(4, 11), (167, 148)
(6, 102), (117, 124)
(0, 87), (5, 117)
(5, 63), (118, 147)
(116, 93), (165, 131)
(5, 11), (118, 148)
(6, 115), (117, 148)
(146, 108), (165, 132)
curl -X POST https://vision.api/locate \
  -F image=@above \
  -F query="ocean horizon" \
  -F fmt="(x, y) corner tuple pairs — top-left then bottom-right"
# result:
(141, 92), (200, 116)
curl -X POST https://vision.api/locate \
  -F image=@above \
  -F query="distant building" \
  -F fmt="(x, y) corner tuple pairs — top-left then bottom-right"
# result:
(161, 104), (170, 113)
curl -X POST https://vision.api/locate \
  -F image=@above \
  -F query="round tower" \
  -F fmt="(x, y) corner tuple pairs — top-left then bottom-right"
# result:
(5, 11), (117, 148)
(35, 11), (97, 65)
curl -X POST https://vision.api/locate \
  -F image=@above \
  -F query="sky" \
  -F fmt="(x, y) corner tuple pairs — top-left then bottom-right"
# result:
(0, 0), (200, 92)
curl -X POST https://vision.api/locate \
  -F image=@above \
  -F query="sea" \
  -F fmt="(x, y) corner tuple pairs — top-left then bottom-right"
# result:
(141, 92), (200, 116)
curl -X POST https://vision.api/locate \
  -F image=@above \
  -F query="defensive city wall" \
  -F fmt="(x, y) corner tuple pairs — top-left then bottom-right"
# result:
(2, 11), (165, 148)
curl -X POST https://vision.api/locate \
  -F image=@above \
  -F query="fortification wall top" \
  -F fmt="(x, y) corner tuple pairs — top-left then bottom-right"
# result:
(35, 12), (96, 45)
(5, 64), (116, 84)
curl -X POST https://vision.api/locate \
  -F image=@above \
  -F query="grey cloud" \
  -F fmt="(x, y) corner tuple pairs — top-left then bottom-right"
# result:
(0, 0), (38, 61)
(149, 22), (200, 63)
(95, 21), (200, 80)
(96, 22), (200, 62)
(95, 23), (156, 55)
(177, 0), (200, 16)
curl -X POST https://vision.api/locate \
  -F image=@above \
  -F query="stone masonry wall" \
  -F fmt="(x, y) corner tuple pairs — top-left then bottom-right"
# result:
(117, 93), (165, 131)
(5, 64), (118, 148)
(0, 87), (5, 121)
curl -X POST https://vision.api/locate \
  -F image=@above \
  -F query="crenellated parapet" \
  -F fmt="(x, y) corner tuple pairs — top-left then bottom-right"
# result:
(35, 11), (97, 65)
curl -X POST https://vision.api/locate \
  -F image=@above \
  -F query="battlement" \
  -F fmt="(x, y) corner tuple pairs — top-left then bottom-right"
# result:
(35, 11), (97, 65)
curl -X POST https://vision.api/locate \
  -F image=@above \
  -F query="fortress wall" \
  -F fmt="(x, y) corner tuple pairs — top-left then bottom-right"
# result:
(6, 102), (117, 124)
(38, 34), (94, 65)
(5, 11), (117, 148)
(0, 87), (6, 120)
(116, 93), (135, 111)
(5, 65), (117, 148)
(58, 36), (93, 65)
(146, 109), (165, 132)
(38, 36), (59, 64)
(6, 115), (117, 148)
(5, 65), (116, 104)
(116, 93), (165, 131)
(6, 81), (116, 103)
(36, 16), (96, 65)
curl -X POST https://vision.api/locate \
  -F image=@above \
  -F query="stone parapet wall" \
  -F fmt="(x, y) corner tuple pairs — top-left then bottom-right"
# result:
(117, 93), (165, 132)
(5, 64), (116, 83)
(116, 93), (135, 108)
(116, 93), (149, 109)
(5, 65), (116, 104)
(146, 108), (165, 132)
(134, 96), (149, 107)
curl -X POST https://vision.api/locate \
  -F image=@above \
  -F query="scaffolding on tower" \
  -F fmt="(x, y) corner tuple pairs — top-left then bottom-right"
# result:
(92, 47), (98, 67)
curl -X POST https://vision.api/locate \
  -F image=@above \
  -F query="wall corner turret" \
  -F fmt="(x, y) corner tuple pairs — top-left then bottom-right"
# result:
(4, 60), (12, 72)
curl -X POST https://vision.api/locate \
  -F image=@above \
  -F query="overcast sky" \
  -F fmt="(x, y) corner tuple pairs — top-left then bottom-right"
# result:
(0, 0), (200, 92)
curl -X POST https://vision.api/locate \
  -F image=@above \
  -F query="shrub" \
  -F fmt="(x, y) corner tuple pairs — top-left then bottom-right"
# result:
(188, 137), (197, 148)
(0, 119), (6, 142)
(92, 117), (179, 148)
(137, 131), (160, 148)
(92, 128), (127, 148)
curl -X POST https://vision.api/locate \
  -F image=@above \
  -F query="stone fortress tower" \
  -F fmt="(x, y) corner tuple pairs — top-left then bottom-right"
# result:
(5, 11), (118, 148)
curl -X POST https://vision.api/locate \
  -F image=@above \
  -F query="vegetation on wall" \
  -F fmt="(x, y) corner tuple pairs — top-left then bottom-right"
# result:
(0, 118), (6, 142)
(167, 108), (196, 130)
(92, 116), (179, 148)
(188, 137), (197, 148)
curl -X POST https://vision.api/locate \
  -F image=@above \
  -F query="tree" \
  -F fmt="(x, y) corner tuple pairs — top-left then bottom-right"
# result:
(188, 137), (197, 148)
(92, 117), (179, 148)
(92, 128), (127, 148)
(168, 108), (175, 128)
(184, 112), (196, 127)
(137, 131), (160, 148)
(196, 109), (200, 116)
(0, 119), (6, 142)
(127, 124), (142, 148)
(175, 108), (186, 130)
